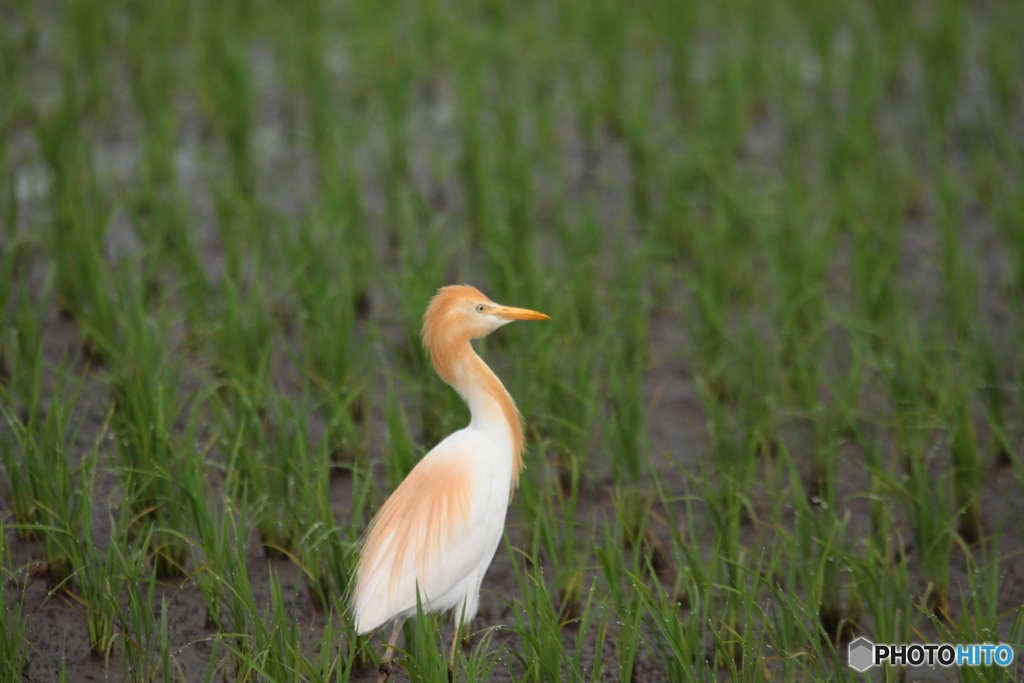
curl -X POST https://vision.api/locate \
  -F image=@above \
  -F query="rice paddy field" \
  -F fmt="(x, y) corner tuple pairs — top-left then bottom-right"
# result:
(2, 0), (1024, 680)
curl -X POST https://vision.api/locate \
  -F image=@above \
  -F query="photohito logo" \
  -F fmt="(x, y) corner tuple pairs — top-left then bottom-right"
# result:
(848, 637), (1015, 672)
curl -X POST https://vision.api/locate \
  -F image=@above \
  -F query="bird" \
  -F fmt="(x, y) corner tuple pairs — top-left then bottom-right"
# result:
(351, 285), (549, 682)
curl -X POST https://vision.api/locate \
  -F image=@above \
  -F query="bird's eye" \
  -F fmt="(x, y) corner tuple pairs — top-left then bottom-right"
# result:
(475, 304), (486, 313)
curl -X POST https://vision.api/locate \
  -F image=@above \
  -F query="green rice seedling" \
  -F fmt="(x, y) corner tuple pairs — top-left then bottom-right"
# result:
(212, 390), (297, 560)
(121, 0), (198, 299)
(201, 497), (262, 681)
(0, 518), (30, 682)
(451, 34), (487, 239)
(110, 287), (191, 577)
(976, 330), (1010, 466)
(922, 552), (1020, 683)
(646, 151), (704, 264)
(991, 149), (1024, 293)
(1, 253), (49, 409)
(551, 208), (604, 334)
(210, 395), (270, 510)
(639, 568), (709, 682)
(981, 5), (1024, 124)
(195, 0), (256, 202)
(183, 422), (239, 632)
(606, 360), (645, 490)
(255, 568), (308, 683)
(586, 0), (629, 137)
(734, 320), (782, 459)
(864, 0), (913, 89)
(290, 416), (347, 608)
(113, 530), (167, 683)
(848, 545), (913, 683)
(322, 453), (372, 591)
(701, 476), (748, 666)
(685, 252), (730, 394)
(916, 0), (966, 132)
(928, 541), (1009, 656)
(211, 266), (275, 392)
(282, 5), (370, 305)
(255, 399), (307, 559)
(510, 446), (547, 564)
(613, 580), (644, 683)
(0, 29), (23, 207)
(0, 362), (88, 586)
(832, 24), (885, 170)
(715, 552), (790, 678)
(393, 193), (451, 364)
(883, 309), (941, 470)
(516, 449), (587, 621)
(606, 252), (648, 489)
(330, 589), (375, 675)
(62, 509), (136, 665)
(763, 576), (853, 682)
(652, 0), (698, 119)
(892, 431), (956, 618)
(397, 591), (449, 683)
(33, 77), (117, 359)
(596, 488), (661, 617)
(684, 180), (757, 397)
(273, 392), (355, 605)
(260, 397), (311, 557)
(853, 428), (894, 562)
(294, 438), (374, 671)
(593, 512), (629, 613)
(781, 444), (854, 644)
(790, 0), (841, 100)
(361, 8), (414, 218)
(506, 539), (608, 683)
(544, 352), (599, 497)
(550, 469), (587, 621)
(58, 0), (116, 117)
(122, 0), (182, 189)
(383, 386), (421, 490)
(0, 237), (11, 378)
(846, 161), (904, 342)
(947, 387), (982, 544)
(285, 605), (357, 683)
(455, 625), (500, 683)
(695, 377), (757, 520)
(935, 168), (977, 343)
(0, 403), (35, 538)
(289, 220), (367, 464)
(489, 97), (539, 273)
(652, 467), (718, 613)
(763, 182), (832, 408)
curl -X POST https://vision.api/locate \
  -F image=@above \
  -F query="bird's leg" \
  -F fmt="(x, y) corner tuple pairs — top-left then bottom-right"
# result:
(377, 621), (403, 683)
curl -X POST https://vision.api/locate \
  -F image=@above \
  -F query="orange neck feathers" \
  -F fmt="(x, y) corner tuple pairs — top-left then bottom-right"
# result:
(421, 286), (525, 493)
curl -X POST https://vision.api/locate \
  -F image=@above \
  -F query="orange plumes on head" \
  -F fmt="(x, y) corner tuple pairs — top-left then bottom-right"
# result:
(421, 285), (494, 383)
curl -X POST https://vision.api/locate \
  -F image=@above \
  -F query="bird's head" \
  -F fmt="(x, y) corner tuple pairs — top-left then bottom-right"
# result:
(422, 285), (549, 348)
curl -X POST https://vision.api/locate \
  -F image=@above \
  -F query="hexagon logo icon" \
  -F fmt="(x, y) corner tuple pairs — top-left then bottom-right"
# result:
(848, 637), (875, 672)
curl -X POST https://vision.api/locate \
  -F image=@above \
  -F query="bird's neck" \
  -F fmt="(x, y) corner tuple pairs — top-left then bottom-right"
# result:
(432, 340), (524, 492)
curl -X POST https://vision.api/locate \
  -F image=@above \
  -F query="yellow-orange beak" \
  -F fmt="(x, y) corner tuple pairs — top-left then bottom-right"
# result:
(493, 305), (550, 321)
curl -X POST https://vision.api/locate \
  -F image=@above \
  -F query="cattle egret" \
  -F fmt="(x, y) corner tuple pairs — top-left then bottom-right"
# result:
(352, 285), (549, 681)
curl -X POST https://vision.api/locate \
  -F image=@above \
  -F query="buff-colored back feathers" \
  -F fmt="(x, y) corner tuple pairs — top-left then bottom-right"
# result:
(356, 457), (473, 603)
